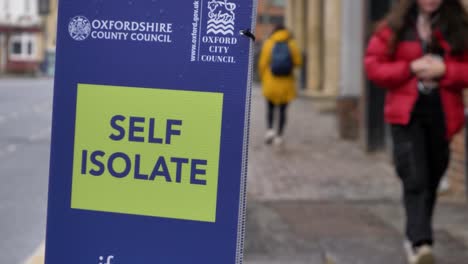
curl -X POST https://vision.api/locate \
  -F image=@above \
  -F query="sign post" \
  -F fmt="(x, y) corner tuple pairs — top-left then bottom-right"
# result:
(45, 0), (256, 263)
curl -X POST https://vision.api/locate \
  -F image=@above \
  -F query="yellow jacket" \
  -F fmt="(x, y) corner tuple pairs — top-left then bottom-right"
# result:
(258, 30), (302, 105)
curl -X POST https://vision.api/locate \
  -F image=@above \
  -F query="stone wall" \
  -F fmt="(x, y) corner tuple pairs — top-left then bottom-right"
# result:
(285, 0), (342, 97)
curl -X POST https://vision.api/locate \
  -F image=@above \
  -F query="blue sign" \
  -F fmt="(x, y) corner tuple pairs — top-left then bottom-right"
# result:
(45, 0), (256, 263)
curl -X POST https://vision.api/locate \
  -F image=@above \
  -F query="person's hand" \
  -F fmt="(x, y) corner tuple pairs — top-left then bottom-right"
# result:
(420, 55), (446, 79)
(411, 55), (446, 79)
(410, 57), (430, 76)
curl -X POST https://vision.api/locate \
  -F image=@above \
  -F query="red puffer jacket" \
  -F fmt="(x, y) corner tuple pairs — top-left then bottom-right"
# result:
(365, 24), (468, 140)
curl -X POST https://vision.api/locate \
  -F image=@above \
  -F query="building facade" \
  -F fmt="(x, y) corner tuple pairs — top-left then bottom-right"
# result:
(0, 0), (43, 73)
(256, 0), (285, 43)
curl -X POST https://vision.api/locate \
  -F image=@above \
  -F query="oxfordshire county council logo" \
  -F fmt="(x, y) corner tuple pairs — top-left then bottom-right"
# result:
(207, 0), (236, 36)
(69, 16), (91, 41)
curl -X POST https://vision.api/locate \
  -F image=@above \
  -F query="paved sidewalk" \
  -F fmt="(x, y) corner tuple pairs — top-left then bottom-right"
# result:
(244, 87), (468, 263)
(247, 88), (399, 202)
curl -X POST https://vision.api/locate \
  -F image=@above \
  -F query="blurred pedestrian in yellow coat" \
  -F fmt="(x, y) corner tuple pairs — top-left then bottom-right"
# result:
(258, 25), (302, 146)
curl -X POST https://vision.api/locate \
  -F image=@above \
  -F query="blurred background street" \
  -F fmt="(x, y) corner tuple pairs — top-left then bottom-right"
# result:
(2, 0), (468, 263)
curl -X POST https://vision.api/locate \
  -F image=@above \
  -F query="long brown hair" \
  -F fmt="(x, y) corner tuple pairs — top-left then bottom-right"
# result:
(386, 0), (468, 54)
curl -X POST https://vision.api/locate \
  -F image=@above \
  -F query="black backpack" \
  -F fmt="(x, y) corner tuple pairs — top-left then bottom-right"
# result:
(270, 41), (293, 76)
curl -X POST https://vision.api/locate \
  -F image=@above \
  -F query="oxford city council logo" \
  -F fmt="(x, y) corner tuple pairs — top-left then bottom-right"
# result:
(207, 0), (236, 35)
(68, 16), (91, 41)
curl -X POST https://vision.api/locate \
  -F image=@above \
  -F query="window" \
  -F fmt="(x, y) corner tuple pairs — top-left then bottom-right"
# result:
(4, 0), (9, 12)
(27, 41), (33, 55)
(257, 15), (285, 25)
(25, 0), (31, 13)
(271, 0), (285, 7)
(12, 42), (22, 55)
(9, 34), (37, 61)
(39, 0), (51, 15)
(4, 0), (10, 19)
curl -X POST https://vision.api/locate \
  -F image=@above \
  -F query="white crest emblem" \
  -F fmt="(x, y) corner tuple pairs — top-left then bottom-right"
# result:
(207, 0), (236, 35)
(69, 16), (91, 41)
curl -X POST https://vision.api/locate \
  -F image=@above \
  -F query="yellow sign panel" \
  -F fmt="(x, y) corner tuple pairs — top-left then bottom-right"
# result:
(71, 84), (223, 222)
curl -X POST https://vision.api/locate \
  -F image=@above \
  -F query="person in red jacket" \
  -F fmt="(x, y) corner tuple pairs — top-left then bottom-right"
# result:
(365, 0), (468, 263)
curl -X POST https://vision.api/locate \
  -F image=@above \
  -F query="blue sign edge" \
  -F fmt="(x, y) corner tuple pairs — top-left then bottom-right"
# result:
(235, 1), (258, 263)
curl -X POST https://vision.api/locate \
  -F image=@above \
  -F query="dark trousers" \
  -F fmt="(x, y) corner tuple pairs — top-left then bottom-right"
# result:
(391, 93), (450, 247)
(267, 100), (288, 136)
